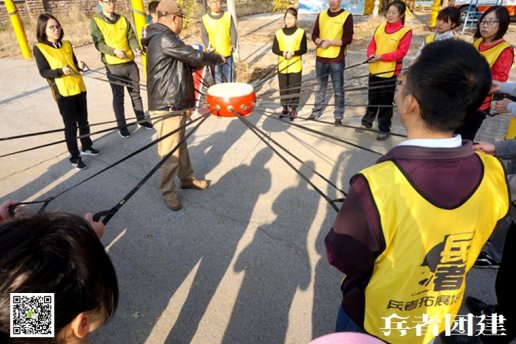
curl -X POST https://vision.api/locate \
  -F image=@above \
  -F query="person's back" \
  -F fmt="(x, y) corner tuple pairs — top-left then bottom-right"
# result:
(325, 39), (509, 343)
(0, 213), (118, 343)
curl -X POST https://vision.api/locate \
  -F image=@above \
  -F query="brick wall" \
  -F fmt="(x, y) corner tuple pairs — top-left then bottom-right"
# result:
(0, 0), (100, 23)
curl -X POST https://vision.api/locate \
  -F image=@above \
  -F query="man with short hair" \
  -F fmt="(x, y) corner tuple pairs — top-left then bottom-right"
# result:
(325, 40), (509, 343)
(308, 0), (353, 126)
(201, 0), (238, 83)
(142, 0), (223, 211)
(90, 0), (153, 139)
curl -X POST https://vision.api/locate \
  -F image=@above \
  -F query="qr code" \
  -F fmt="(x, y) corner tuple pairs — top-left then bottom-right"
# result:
(10, 293), (54, 338)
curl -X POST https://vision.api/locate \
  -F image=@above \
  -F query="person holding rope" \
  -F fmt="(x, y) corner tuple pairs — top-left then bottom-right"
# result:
(90, 0), (153, 139)
(34, 13), (101, 170)
(308, 0), (353, 127)
(201, 0), (238, 83)
(142, 0), (224, 211)
(456, 6), (513, 141)
(325, 39), (508, 343)
(272, 7), (307, 121)
(0, 212), (118, 342)
(356, 0), (411, 141)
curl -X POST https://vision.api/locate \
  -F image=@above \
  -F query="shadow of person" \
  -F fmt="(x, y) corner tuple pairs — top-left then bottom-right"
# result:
(311, 149), (374, 339)
(222, 161), (318, 344)
(187, 114), (260, 178)
(161, 148), (273, 343)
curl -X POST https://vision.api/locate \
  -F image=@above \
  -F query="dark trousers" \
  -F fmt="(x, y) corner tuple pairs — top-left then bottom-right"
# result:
(455, 110), (488, 141)
(361, 74), (397, 133)
(56, 92), (92, 161)
(278, 72), (302, 108)
(485, 221), (516, 343)
(106, 61), (145, 130)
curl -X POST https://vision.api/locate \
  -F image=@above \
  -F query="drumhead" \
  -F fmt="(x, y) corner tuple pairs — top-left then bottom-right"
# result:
(207, 82), (254, 98)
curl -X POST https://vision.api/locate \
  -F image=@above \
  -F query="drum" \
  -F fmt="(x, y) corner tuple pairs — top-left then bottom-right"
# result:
(206, 82), (256, 117)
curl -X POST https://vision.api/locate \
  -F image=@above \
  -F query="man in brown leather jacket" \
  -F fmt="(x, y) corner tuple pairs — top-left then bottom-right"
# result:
(142, 0), (224, 211)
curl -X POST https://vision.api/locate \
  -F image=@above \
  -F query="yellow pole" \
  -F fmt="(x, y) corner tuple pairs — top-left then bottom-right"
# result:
(428, 0), (441, 27)
(131, 0), (146, 44)
(4, 0), (32, 60)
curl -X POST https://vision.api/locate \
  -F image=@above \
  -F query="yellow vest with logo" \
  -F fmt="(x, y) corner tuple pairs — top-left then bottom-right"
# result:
(425, 33), (435, 45)
(276, 28), (304, 74)
(35, 41), (86, 99)
(369, 23), (411, 78)
(360, 154), (508, 344)
(201, 12), (232, 57)
(317, 10), (350, 59)
(93, 16), (134, 65)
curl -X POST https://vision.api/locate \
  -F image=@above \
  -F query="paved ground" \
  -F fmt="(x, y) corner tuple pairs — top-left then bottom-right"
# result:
(1, 11), (514, 344)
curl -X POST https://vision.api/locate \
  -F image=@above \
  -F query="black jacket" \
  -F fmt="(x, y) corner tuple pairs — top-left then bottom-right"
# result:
(142, 23), (223, 111)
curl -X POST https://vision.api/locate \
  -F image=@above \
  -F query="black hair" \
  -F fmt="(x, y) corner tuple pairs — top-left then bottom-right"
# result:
(437, 7), (461, 29)
(474, 6), (510, 41)
(148, 0), (160, 14)
(36, 13), (64, 43)
(0, 213), (119, 343)
(284, 7), (298, 19)
(404, 39), (491, 132)
(387, 0), (407, 24)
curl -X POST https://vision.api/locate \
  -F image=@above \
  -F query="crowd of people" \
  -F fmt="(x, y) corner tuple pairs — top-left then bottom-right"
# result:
(2, 0), (516, 342)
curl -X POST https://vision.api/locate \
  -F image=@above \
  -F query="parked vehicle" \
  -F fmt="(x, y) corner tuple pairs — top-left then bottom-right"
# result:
(449, 0), (516, 21)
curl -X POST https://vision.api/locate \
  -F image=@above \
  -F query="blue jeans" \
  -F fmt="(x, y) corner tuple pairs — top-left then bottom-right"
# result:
(213, 55), (235, 83)
(313, 61), (345, 119)
(336, 306), (365, 333)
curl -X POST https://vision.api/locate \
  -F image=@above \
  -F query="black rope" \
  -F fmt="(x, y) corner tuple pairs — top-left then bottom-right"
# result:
(0, 112), (176, 142)
(259, 109), (407, 138)
(12, 111), (204, 223)
(93, 113), (210, 224)
(232, 109), (340, 212)
(262, 112), (384, 156)
(234, 111), (347, 196)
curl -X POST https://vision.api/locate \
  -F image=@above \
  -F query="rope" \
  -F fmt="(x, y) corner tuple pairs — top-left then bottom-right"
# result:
(93, 113), (210, 224)
(232, 109), (341, 212)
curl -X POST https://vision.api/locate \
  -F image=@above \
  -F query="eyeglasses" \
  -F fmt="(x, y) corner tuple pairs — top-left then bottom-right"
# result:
(175, 13), (186, 19)
(47, 25), (61, 30)
(479, 20), (499, 26)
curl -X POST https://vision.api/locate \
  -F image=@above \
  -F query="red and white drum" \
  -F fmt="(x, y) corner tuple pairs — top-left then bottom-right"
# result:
(206, 82), (256, 117)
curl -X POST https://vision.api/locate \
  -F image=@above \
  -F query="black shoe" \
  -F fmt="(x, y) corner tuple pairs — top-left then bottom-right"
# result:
(71, 157), (87, 170)
(474, 251), (499, 268)
(81, 147), (101, 156)
(355, 123), (372, 133)
(307, 113), (320, 121)
(465, 296), (496, 316)
(118, 129), (131, 139)
(334, 119), (342, 126)
(377, 131), (390, 141)
(139, 121), (154, 130)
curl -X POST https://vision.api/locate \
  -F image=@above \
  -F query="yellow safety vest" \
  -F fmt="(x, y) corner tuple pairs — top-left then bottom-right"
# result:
(317, 9), (350, 59)
(201, 12), (232, 57)
(276, 28), (304, 74)
(360, 154), (508, 344)
(93, 15), (134, 65)
(473, 37), (513, 68)
(425, 33), (435, 44)
(369, 23), (411, 78)
(35, 41), (86, 99)
(473, 38), (515, 136)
